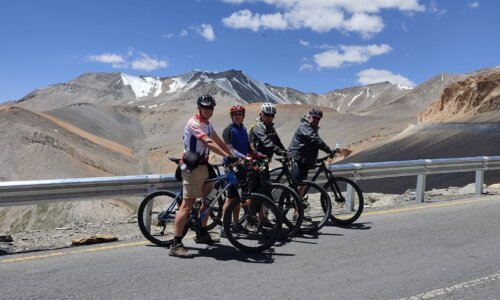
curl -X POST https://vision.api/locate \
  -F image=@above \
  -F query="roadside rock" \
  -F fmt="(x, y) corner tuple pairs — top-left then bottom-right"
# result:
(71, 234), (118, 246)
(0, 235), (13, 242)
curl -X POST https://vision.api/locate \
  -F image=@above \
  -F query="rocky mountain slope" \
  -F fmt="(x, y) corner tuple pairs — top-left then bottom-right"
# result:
(418, 71), (500, 123)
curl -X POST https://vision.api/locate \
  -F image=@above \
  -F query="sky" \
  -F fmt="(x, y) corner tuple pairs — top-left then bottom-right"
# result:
(0, 0), (499, 102)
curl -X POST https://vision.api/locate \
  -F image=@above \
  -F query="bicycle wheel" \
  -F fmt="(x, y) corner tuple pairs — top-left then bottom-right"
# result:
(295, 180), (331, 234)
(325, 177), (364, 225)
(223, 193), (282, 253)
(137, 190), (187, 247)
(267, 183), (303, 238)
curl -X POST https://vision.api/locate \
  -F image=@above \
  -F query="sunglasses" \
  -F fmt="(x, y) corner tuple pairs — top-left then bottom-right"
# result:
(311, 116), (321, 121)
(263, 113), (275, 117)
(200, 106), (214, 110)
(232, 113), (245, 117)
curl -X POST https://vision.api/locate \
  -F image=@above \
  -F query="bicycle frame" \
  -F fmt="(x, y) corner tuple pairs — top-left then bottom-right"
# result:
(310, 157), (356, 210)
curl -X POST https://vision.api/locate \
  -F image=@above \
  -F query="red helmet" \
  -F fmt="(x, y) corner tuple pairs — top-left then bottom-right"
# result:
(230, 105), (246, 115)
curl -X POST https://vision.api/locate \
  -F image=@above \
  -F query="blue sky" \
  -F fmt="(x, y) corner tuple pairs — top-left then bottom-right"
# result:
(0, 0), (498, 102)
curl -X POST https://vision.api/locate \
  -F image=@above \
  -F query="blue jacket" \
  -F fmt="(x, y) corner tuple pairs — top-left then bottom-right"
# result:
(222, 122), (251, 158)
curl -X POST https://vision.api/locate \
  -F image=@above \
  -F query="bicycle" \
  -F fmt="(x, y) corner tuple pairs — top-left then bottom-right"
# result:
(137, 158), (283, 253)
(267, 153), (332, 234)
(308, 154), (364, 225)
(232, 158), (304, 238)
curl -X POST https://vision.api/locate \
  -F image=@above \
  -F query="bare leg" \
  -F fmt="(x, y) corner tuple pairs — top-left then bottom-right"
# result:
(174, 198), (195, 237)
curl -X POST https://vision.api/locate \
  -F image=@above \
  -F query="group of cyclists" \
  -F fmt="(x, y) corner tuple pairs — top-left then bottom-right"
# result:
(169, 94), (337, 258)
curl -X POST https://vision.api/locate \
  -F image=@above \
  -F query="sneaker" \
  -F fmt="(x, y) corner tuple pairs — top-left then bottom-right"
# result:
(232, 223), (246, 234)
(168, 244), (193, 258)
(219, 228), (226, 238)
(195, 232), (220, 244)
(245, 216), (259, 230)
(259, 217), (274, 228)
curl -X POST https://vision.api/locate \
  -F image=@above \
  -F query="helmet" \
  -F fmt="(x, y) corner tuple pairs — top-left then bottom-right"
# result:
(230, 105), (246, 115)
(197, 95), (216, 108)
(309, 108), (323, 118)
(261, 102), (276, 115)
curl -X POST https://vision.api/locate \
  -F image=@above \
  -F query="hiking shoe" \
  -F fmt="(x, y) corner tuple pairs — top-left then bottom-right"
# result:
(195, 232), (220, 244)
(168, 244), (193, 258)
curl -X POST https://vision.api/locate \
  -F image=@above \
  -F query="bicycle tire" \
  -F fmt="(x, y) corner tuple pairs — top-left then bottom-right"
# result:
(296, 180), (331, 234)
(325, 177), (364, 225)
(223, 193), (282, 253)
(137, 190), (188, 247)
(266, 183), (304, 238)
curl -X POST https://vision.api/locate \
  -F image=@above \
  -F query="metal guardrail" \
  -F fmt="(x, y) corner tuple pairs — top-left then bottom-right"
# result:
(0, 156), (499, 207)
(327, 156), (500, 202)
(0, 174), (181, 207)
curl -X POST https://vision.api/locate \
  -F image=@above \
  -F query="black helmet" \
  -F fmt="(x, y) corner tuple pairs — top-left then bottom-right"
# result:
(197, 95), (216, 108)
(309, 108), (323, 118)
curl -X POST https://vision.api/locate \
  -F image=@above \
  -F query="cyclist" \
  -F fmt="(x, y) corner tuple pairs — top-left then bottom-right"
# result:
(221, 105), (266, 237)
(169, 95), (236, 258)
(288, 108), (335, 195)
(249, 102), (287, 160)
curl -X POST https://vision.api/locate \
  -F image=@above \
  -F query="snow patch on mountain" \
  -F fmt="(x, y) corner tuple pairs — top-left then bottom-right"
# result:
(121, 73), (162, 99)
(348, 91), (364, 106)
(247, 76), (286, 103)
(396, 84), (413, 90)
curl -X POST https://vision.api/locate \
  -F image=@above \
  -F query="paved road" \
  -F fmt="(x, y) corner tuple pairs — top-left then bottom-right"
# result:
(2, 195), (500, 299)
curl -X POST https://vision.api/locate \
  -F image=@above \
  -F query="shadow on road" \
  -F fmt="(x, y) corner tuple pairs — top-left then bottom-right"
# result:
(189, 243), (294, 263)
(325, 221), (372, 230)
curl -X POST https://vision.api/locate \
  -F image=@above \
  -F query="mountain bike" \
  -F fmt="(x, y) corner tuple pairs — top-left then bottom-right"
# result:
(137, 158), (283, 253)
(267, 153), (331, 234)
(270, 154), (364, 225)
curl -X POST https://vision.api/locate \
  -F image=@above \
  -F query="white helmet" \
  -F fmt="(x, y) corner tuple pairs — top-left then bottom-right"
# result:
(261, 102), (276, 115)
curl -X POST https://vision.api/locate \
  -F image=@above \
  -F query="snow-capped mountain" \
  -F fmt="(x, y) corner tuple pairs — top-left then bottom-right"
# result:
(16, 69), (417, 114)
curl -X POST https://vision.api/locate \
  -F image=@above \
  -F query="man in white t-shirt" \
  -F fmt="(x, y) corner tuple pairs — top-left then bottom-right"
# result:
(169, 95), (235, 258)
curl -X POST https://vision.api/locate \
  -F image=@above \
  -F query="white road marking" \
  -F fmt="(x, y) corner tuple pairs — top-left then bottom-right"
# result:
(400, 272), (500, 299)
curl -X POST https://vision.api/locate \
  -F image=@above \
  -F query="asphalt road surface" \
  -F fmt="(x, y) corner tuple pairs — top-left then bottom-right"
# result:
(2, 195), (500, 299)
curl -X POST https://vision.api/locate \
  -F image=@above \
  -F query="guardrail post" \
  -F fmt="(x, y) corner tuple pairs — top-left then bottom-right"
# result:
(416, 174), (426, 203)
(346, 182), (354, 211)
(144, 188), (156, 230)
(475, 170), (484, 196)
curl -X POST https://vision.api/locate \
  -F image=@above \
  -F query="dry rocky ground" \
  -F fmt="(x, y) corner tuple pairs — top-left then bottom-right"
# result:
(1, 182), (499, 256)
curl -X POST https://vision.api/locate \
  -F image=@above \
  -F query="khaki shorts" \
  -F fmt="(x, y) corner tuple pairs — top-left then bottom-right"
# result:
(182, 165), (214, 199)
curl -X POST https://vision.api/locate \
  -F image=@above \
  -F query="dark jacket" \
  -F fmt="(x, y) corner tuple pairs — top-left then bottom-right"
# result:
(249, 117), (285, 159)
(288, 117), (332, 169)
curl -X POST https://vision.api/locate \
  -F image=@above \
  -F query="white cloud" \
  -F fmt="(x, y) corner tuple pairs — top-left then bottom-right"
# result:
(221, 0), (425, 37)
(429, 0), (446, 16)
(312, 44), (392, 69)
(196, 24), (216, 42)
(299, 39), (311, 47)
(87, 53), (127, 68)
(299, 63), (314, 72)
(131, 52), (167, 72)
(87, 50), (167, 72)
(357, 68), (415, 87)
(467, 2), (480, 8)
(180, 29), (188, 37)
(162, 33), (174, 38)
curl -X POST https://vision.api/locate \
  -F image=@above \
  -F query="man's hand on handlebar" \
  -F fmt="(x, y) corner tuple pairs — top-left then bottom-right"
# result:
(223, 155), (240, 167)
